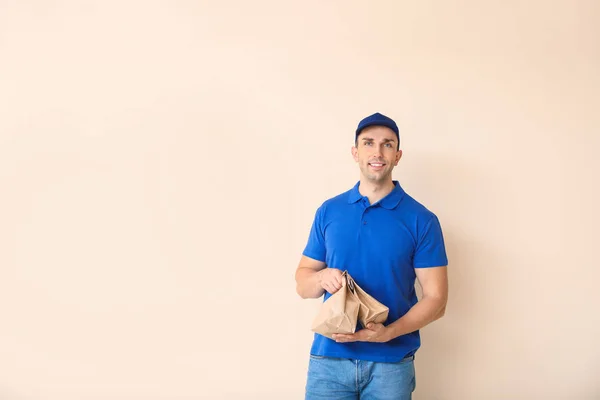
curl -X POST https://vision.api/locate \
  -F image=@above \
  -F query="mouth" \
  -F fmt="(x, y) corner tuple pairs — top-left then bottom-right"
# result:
(368, 162), (386, 170)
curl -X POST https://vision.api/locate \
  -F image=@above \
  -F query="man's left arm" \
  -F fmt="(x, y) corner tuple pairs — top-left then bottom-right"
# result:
(382, 266), (448, 340)
(332, 266), (448, 343)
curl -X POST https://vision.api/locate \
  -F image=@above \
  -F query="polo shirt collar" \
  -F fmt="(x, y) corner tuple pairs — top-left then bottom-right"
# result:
(347, 180), (405, 209)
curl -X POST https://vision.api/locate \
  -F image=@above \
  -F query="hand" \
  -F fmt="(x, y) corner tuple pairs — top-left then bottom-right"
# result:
(318, 268), (344, 294)
(332, 323), (390, 343)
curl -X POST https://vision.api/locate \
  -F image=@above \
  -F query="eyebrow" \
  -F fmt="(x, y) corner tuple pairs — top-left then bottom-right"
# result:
(361, 137), (396, 143)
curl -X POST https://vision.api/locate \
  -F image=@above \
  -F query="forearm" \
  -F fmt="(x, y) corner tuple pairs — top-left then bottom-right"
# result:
(295, 267), (325, 299)
(385, 295), (446, 340)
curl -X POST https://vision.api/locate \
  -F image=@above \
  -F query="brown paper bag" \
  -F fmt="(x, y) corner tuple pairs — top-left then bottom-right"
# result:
(311, 271), (389, 339)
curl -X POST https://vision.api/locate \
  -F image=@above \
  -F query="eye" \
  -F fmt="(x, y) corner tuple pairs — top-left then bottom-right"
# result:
(364, 142), (373, 146)
(385, 143), (392, 148)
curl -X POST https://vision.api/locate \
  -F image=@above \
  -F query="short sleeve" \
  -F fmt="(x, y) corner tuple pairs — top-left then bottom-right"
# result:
(302, 205), (327, 262)
(413, 214), (448, 268)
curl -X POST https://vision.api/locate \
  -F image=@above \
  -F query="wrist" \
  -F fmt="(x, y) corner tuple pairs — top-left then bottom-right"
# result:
(382, 327), (394, 342)
(316, 269), (325, 288)
(383, 324), (399, 342)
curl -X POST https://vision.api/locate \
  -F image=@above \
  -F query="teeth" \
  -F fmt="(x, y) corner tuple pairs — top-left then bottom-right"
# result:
(370, 163), (383, 167)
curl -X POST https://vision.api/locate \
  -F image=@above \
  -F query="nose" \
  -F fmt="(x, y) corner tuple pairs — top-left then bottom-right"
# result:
(372, 145), (383, 157)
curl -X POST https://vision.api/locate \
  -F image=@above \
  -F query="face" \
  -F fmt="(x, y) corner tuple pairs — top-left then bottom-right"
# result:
(352, 126), (402, 183)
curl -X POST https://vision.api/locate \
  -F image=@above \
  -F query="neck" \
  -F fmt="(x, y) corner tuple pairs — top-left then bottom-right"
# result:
(358, 177), (396, 205)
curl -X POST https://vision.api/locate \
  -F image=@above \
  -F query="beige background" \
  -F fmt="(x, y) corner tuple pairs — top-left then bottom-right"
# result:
(1, 1), (599, 399)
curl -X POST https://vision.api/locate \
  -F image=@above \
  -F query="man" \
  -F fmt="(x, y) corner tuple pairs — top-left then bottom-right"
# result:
(295, 112), (448, 400)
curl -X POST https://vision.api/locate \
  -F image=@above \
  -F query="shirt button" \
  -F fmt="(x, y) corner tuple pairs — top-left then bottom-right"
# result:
(363, 221), (367, 225)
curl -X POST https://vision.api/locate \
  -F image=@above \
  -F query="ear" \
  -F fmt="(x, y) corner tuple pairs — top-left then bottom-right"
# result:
(351, 146), (359, 162)
(394, 149), (403, 166)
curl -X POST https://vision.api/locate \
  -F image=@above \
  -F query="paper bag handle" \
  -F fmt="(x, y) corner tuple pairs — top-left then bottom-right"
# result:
(345, 272), (356, 294)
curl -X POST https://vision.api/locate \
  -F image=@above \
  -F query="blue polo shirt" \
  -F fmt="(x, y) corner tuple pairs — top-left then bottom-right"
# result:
(303, 180), (448, 362)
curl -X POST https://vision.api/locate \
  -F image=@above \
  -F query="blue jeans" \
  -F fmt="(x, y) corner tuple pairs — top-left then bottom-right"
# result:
(305, 355), (416, 400)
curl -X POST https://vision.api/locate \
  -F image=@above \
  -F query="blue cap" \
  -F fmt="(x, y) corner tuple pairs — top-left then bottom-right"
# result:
(355, 112), (399, 143)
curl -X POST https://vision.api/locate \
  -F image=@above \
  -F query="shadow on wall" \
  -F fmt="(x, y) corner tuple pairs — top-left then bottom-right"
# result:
(402, 153), (516, 399)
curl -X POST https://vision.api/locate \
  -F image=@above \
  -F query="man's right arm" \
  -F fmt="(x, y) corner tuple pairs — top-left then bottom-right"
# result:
(295, 256), (343, 299)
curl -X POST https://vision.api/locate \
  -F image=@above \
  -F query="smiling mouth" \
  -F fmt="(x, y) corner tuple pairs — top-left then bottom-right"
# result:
(369, 162), (386, 167)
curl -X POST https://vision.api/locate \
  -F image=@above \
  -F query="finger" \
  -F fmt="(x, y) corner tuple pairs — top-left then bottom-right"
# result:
(329, 269), (341, 283)
(343, 330), (367, 341)
(325, 283), (338, 294)
(329, 282), (339, 293)
(325, 275), (338, 289)
(334, 271), (344, 286)
(367, 323), (382, 331)
(334, 334), (356, 343)
(354, 329), (372, 342)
